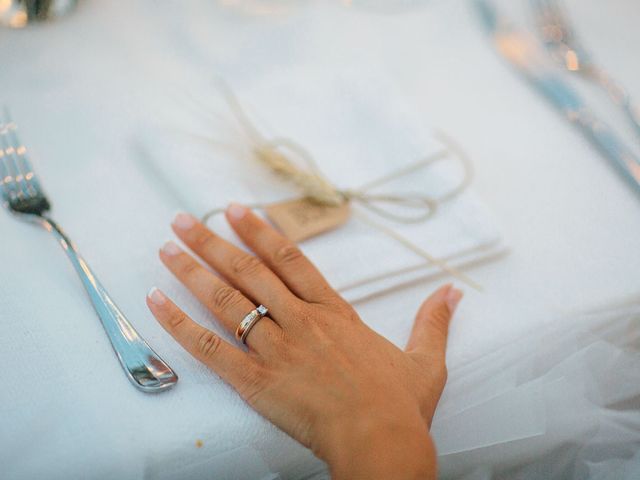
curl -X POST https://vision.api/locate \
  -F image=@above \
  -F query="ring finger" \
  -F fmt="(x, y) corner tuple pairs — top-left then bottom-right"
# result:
(159, 240), (282, 355)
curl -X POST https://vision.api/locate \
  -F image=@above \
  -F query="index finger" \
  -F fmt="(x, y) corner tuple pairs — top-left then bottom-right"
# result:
(224, 203), (341, 305)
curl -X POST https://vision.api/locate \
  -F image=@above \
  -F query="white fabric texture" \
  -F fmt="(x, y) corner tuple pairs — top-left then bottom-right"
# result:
(435, 300), (640, 479)
(1, 0), (640, 479)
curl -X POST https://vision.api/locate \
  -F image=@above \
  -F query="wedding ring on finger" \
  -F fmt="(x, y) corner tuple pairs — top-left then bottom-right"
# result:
(235, 305), (269, 345)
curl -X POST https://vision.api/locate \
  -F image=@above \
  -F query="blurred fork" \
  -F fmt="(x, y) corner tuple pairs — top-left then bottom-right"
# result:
(532, 0), (640, 140)
(0, 108), (178, 393)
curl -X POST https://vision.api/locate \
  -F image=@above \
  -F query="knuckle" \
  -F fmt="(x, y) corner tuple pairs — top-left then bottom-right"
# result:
(428, 304), (452, 333)
(231, 254), (263, 276)
(192, 230), (217, 251)
(263, 321), (287, 343)
(437, 363), (448, 384)
(211, 285), (244, 311)
(271, 329), (290, 357)
(288, 302), (316, 326)
(238, 366), (268, 405)
(167, 310), (186, 330)
(433, 363), (448, 390)
(196, 329), (222, 359)
(178, 259), (200, 278)
(272, 243), (304, 266)
(339, 306), (361, 324)
(347, 309), (362, 323)
(430, 303), (451, 324)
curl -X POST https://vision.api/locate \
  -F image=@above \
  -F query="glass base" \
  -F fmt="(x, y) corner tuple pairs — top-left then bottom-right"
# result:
(0, 0), (77, 28)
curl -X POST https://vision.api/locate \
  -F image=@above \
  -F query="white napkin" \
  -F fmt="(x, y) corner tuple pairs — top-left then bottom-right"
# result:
(137, 65), (505, 302)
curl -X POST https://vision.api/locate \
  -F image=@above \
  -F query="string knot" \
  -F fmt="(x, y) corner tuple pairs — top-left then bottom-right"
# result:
(253, 142), (346, 207)
(201, 80), (482, 290)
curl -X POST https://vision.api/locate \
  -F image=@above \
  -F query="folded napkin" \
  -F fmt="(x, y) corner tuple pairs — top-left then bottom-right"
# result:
(137, 65), (505, 302)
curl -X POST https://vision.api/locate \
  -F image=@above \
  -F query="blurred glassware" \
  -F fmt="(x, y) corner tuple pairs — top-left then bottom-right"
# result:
(215, 0), (302, 16)
(532, 0), (640, 140)
(341, 0), (429, 14)
(0, 0), (77, 28)
(215, 0), (428, 16)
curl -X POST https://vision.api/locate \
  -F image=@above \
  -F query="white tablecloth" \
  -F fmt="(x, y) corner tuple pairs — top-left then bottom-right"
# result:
(1, 1), (639, 479)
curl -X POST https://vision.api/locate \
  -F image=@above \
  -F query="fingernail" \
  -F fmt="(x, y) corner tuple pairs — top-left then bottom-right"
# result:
(148, 287), (167, 306)
(173, 212), (197, 230)
(161, 240), (182, 256)
(445, 288), (463, 313)
(227, 203), (247, 220)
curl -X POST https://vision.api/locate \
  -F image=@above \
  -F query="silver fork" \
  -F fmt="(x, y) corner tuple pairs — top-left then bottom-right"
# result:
(532, 0), (640, 140)
(0, 108), (178, 393)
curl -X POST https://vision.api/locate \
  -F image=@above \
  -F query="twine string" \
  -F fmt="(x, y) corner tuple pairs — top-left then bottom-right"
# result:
(201, 83), (481, 290)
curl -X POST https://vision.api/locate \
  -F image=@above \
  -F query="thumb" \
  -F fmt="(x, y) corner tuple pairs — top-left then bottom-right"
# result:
(405, 284), (463, 357)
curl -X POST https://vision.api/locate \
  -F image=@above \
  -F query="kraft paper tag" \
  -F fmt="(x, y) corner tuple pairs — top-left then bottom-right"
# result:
(265, 198), (351, 242)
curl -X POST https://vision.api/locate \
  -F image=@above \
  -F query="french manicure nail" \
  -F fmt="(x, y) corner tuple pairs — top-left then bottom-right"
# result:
(148, 287), (167, 306)
(227, 203), (247, 220)
(161, 240), (182, 256)
(173, 212), (196, 230)
(445, 288), (463, 313)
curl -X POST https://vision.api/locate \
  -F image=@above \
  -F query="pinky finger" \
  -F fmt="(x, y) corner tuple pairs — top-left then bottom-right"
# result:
(146, 287), (260, 390)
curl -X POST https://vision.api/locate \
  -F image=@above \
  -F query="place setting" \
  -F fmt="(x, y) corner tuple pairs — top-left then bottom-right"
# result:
(1, 1), (639, 479)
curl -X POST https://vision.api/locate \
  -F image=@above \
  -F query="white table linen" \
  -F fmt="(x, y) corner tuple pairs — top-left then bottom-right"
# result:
(1, 0), (640, 479)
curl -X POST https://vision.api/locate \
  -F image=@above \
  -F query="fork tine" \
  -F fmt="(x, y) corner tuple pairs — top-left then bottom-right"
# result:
(5, 113), (40, 198)
(0, 145), (10, 204)
(0, 112), (20, 203)
(1, 108), (38, 200)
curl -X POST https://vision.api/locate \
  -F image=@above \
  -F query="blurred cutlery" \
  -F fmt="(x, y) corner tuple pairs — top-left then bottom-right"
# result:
(531, 0), (640, 139)
(475, 0), (640, 196)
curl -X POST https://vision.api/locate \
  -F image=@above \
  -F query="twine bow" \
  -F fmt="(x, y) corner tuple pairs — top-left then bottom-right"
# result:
(202, 82), (481, 291)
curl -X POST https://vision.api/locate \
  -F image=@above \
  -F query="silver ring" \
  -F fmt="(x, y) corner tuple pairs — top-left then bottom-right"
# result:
(235, 305), (269, 344)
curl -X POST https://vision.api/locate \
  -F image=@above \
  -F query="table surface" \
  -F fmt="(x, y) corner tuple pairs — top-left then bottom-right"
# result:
(1, 0), (639, 479)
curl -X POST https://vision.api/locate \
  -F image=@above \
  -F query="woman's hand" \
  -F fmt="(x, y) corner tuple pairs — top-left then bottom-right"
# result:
(146, 204), (462, 480)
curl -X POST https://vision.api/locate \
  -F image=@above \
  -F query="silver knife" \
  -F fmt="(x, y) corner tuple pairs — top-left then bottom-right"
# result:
(475, 0), (640, 195)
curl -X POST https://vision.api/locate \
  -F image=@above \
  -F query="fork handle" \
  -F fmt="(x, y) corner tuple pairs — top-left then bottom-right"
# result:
(43, 217), (178, 392)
